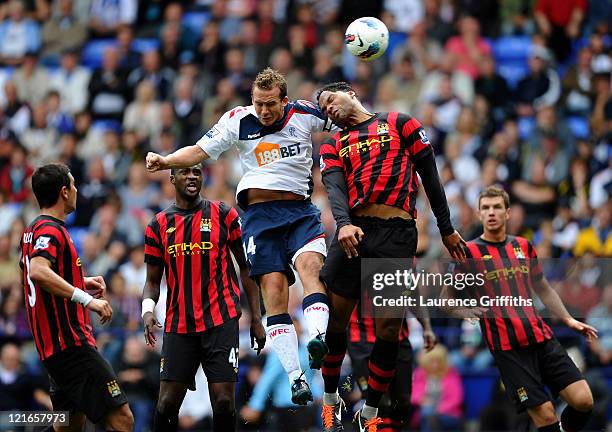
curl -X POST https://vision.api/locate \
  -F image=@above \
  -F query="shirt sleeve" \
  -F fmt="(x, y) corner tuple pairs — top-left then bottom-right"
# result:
(319, 136), (343, 175)
(291, 100), (336, 133)
(31, 224), (64, 266)
(223, 205), (242, 244)
(195, 109), (236, 160)
(144, 220), (163, 266)
(527, 241), (543, 282)
(397, 113), (433, 160)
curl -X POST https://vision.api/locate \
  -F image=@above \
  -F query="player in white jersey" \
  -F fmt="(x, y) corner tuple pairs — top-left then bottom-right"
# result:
(146, 68), (336, 405)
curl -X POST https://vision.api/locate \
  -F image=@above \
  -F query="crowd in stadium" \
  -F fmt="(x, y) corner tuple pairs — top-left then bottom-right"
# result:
(0, 0), (610, 430)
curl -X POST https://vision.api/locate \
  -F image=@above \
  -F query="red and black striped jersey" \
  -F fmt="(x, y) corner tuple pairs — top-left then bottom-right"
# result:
(348, 308), (410, 344)
(459, 235), (553, 351)
(144, 200), (242, 333)
(19, 215), (96, 361)
(319, 112), (432, 218)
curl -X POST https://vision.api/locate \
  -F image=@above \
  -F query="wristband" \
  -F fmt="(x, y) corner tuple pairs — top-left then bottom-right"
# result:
(71, 288), (93, 307)
(142, 298), (156, 318)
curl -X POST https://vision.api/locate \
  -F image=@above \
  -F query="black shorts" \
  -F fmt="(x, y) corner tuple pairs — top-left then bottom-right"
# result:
(347, 338), (413, 401)
(492, 338), (584, 413)
(320, 216), (417, 300)
(43, 346), (128, 424)
(161, 318), (239, 390)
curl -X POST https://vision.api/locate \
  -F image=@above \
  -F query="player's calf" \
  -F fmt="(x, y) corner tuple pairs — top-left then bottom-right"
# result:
(209, 383), (236, 432)
(559, 380), (593, 432)
(104, 403), (134, 432)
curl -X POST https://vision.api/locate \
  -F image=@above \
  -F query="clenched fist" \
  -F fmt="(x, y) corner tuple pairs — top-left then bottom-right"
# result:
(146, 152), (168, 172)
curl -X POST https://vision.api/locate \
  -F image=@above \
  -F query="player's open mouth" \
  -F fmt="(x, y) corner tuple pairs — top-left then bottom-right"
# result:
(186, 184), (198, 192)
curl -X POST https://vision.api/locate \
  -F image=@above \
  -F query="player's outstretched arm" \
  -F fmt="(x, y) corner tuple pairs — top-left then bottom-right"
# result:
(28, 257), (113, 323)
(141, 263), (163, 346)
(413, 150), (466, 260)
(146, 145), (210, 172)
(533, 277), (598, 342)
(230, 239), (266, 354)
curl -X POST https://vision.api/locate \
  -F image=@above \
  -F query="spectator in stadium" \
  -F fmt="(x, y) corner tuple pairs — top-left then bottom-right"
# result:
(587, 283), (612, 366)
(0, 0), (41, 66)
(0, 233), (18, 287)
(88, 46), (129, 121)
(412, 344), (464, 431)
(158, 2), (196, 54)
(123, 80), (162, 146)
(573, 202), (612, 257)
(475, 54), (511, 120)
(562, 46), (594, 117)
(445, 14), (492, 80)
(113, 335), (160, 432)
(75, 158), (113, 224)
(171, 76), (202, 148)
(195, 20), (227, 79)
(512, 155), (557, 228)
(57, 132), (85, 186)
(3, 80), (31, 135)
(0, 144), (32, 203)
(45, 90), (74, 135)
(0, 342), (50, 410)
(420, 51), (474, 107)
(89, 0), (137, 37)
(21, 103), (58, 166)
(0, 288), (29, 336)
(119, 246), (146, 298)
(534, 0), (586, 63)
(49, 48), (92, 115)
(269, 48), (304, 100)
(515, 45), (561, 116)
(116, 24), (141, 71)
(127, 50), (175, 101)
(41, 0), (88, 63)
(12, 50), (49, 107)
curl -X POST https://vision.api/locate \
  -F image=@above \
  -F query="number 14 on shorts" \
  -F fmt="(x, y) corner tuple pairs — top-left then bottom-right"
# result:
(244, 236), (256, 261)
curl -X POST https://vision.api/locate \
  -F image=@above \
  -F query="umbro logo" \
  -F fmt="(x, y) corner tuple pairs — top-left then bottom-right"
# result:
(166, 227), (176, 234)
(247, 133), (261, 139)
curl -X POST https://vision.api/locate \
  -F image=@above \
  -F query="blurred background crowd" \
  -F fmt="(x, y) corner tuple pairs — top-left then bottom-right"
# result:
(0, 0), (610, 430)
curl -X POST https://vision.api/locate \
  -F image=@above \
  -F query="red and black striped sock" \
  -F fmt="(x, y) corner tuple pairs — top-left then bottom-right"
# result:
(321, 330), (347, 394)
(366, 338), (399, 408)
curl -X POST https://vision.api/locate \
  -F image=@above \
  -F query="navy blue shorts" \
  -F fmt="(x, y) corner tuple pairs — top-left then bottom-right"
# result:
(242, 200), (326, 284)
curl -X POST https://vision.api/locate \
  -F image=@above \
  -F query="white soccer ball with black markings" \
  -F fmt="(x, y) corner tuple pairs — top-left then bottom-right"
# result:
(345, 17), (389, 61)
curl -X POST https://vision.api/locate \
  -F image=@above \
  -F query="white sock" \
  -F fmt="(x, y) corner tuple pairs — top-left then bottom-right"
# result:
(323, 392), (339, 405)
(303, 301), (329, 341)
(266, 322), (302, 383)
(361, 404), (378, 420)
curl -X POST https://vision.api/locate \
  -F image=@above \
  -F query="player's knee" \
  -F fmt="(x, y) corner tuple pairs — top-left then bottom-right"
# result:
(571, 389), (594, 412)
(296, 254), (323, 279)
(212, 393), (234, 415)
(377, 323), (402, 341)
(157, 394), (181, 416)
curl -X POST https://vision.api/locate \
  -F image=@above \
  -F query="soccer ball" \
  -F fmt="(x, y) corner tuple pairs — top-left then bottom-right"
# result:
(345, 17), (389, 61)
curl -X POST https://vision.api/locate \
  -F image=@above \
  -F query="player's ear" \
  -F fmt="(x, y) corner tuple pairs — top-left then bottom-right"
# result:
(281, 95), (289, 106)
(170, 174), (175, 185)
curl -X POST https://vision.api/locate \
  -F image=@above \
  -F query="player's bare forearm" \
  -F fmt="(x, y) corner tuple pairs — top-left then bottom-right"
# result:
(143, 263), (163, 303)
(533, 278), (572, 322)
(167, 145), (209, 168)
(231, 241), (261, 320)
(29, 257), (79, 298)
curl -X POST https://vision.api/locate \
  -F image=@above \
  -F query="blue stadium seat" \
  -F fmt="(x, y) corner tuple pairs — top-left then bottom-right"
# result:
(567, 116), (590, 140)
(497, 60), (529, 89)
(81, 39), (117, 69)
(387, 31), (408, 60)
(182, 11), (211, 35)
(461, 369), (499, 419)
(518, 116), (536, 140)
(493, 36), (532, 62)
(132, 38), (160, 54)
(92, 119), (122, 133)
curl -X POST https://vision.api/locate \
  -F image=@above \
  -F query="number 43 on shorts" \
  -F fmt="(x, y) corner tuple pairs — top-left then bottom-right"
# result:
(228, 347), (239, 369)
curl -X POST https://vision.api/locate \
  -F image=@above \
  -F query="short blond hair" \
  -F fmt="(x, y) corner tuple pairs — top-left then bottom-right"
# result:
(253, 68), (287, 99)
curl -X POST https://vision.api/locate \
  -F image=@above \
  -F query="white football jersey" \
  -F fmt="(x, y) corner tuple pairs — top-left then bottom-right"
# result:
(196, 101), (336, 207)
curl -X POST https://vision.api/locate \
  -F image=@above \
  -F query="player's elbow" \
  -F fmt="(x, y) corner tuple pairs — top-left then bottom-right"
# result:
(28, 259), (48, 284)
